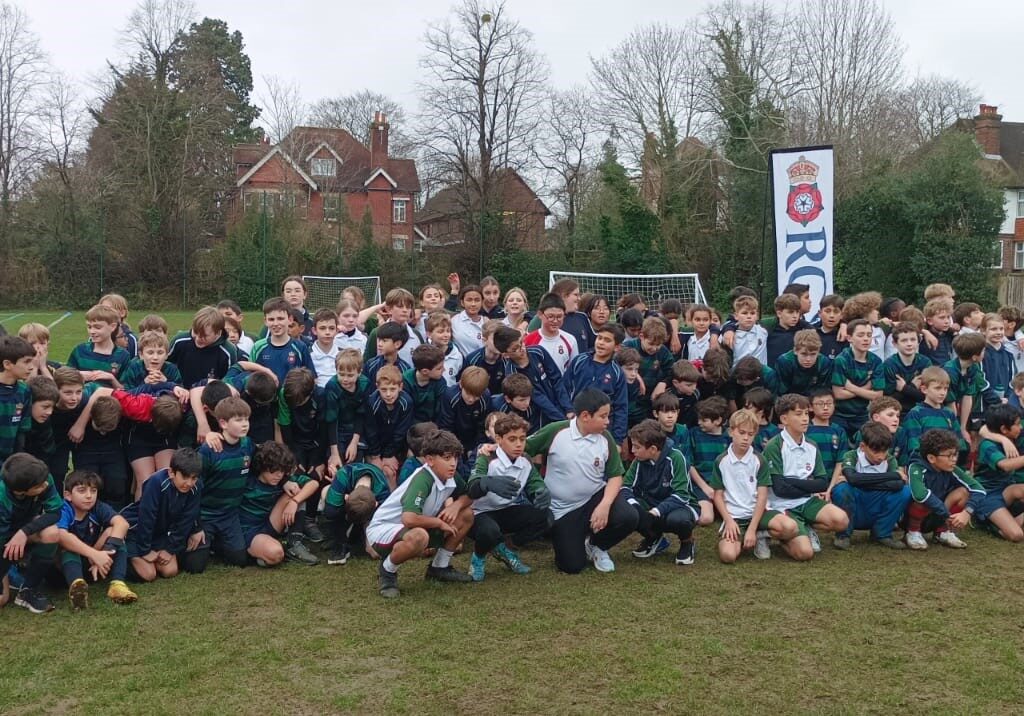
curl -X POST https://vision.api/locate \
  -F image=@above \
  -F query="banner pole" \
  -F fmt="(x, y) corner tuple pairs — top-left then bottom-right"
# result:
(758, 152), (774, 312)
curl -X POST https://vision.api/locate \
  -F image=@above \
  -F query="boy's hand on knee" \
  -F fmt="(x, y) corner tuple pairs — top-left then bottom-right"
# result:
(156, 550), (173, 566)
(187, 531), (205, 552)
(948, 512), (970, 530)
(3, 530), (28, 561)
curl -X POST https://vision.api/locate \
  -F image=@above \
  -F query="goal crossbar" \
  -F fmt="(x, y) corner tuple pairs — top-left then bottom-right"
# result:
(549, 271), (707, 306)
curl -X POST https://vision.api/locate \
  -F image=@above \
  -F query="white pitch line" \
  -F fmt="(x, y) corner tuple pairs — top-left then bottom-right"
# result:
(0, 312), (24, 323)
(48, 311), (73, 329)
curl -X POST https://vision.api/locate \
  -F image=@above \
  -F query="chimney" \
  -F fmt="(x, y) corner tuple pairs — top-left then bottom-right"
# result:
(370, 111), (389, 168)
(974, 104), (1002, 156)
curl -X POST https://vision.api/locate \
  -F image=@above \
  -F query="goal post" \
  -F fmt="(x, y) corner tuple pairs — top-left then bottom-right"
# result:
(302, 275), (382, 312)
(549, 271), (708, 307)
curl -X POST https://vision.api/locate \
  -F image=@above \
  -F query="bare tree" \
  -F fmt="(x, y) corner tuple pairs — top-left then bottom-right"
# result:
(258, 75), (307, 142)
(590, 22), (711, 166)
(535, 86), (597, 235)
(119, 0), (196, 80)
(309, 90), (415, 156)
(902, 74), (980, 147)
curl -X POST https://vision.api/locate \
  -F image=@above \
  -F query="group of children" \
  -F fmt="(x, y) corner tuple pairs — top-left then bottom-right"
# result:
(3, 275), (1024, 608)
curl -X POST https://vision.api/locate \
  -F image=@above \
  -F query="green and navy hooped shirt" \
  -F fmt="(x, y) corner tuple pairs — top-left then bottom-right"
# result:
(830, 347), (884, 424)
(325, 463), (390, 509)
(198, 437), (255, 516)
(238, 471), (312, 526)
(0, 380), (32, 462)
(66, 342), (131, 387)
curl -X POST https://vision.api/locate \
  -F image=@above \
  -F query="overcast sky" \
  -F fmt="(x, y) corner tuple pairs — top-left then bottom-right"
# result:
(24, 0), (1024, 127)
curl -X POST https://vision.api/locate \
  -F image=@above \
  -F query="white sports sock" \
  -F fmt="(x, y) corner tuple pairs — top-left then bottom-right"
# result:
(431, 548), (453, 569)
(382, 556), (398, 573)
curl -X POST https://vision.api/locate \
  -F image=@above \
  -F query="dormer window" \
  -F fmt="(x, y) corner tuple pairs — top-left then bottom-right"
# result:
(311, 158), (336, 177)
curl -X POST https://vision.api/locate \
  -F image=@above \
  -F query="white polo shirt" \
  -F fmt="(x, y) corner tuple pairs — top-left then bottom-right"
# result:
(525, 419), (624, 520)
(766, 429), (822, 512)
(733, 325), (768, 366)
(471, 446), (534, 515)
(524, 329), (577, 375)
(310, 341), (338, 388)
(709, 446), (769, 521)
(333, 328), (367, 355)
(436, 342), (463, 387)
(451, 311), (486, 357)
(365, 465), (457, 546)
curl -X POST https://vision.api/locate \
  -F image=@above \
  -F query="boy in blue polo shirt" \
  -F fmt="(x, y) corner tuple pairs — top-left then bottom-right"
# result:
(565, 324), (628, 445)
(250, 297), (315, 384)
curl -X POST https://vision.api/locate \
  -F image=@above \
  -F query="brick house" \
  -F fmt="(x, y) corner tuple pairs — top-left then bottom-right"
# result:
(232, 113), (422, 251)
(415, 169), (551, 250)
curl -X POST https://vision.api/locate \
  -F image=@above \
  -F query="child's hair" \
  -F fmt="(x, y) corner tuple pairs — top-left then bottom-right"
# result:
(138, 330), (169, 353)
(422, 429), (464, 457)
(953, 302), (981, 326)
(411, 344), (445, 371)
(262, 296), (291, 316)
(169, 447), (202, 476)
(880, 297), (905, 321)
(53, 366), (84, 388)
(488, 325), (519, 354)
(0, 335), (35, 366)
(732, 356), (763, 384)
(85, 304), (121, 325)
(92, 396), (122, 432)
(252, 440), (296, 477)
(459, 366), (489, 397)
(846, 318), (871, 336)
(727, 286), (757, 303)
(998, 305), (1021, 327)
(151, 395), (184, 435)
(688, 303), (713, 321)
(809, 386), (833, 404)
(733, 295), (758, 313)
(223, 315), (243, 338)
(696, 396), (730, 422)
(376, 365), (403, 387)
(99, 293), (129, 317)
(640, 316), (668, 344)
(859, 421), (893, 452)
(407, 422), (438, 456)
(503, 287), (529, 311)
(493, 412), (529, 437)
(283, 368), (316, 407)
(550, 278), (579, 299)
(385, 287), (415, 309)
(819, 294), (845, 310)
(64, 469), (103, 493)
(742, 387), (774, 417)
(793, 329), (822, 352)
(418, 283), (445, 303)
(618, 307), (644, 329)
(629, 419), (667, 449)
(891, 321), (920, 341)
(981, 312), (1004, 331)
(17, 322), (49, 344)
(484, 411), (501, 434)
(774, 393), (810, 416)
(313, 308), (337, 326)
(596, 322), (626, 345)
(214, 396), (252, 421)
(281, 275), (307, 294)
(217, 299), (243, 314)
(342, 285), (366, 309)
(376, 321), (408, 348)
(245, 372), (278, 404)
(287, 307), (305, 326)
(919, 428), (959, 460)
(897, 307), (925, 332)
(200, 380), (232, 412)
(573, 388), (611, 417)
(501, 373), (533, 399)
(840, 291), (882, 322)
(192, 306), (225, 334)
(336, 348), (363, 374)
(1011, 372), (1024, 393)
(923, 283), (955, 301)
(537, 292), (566, 314)
(345, 485), (377, 525)
(782, 282), (810, 298)
(138, 314), (169, 335)
(984, 403), (1021, 433)
(918, 366), (950, 388)
(336, 298), (360, 317)
(729, 407), (760, 433)
(1, 453), (50, 491)
(616, 292), (645, 313)
(952, 332), (986, 360)
(652, 392), (680, 414)
(701, 348), (731, 385)
(659, 298), (684, 317)
(458, 284), (483, 303)
(867, 396), (901, 417)
(671, 360), (701, 383)
(481, 318), (505, 341)
(923, 298), (954, 319)
(581, 293), (607, 317)
(614, 346), (642, 368)
(425, 311), (452, 334)
(774, 293), (801, 313)
(480, 275), (500, 290)
(28, 376), (59, 404)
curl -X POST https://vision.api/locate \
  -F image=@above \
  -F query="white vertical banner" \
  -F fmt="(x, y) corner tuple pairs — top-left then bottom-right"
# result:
(770, 146), (834, 317)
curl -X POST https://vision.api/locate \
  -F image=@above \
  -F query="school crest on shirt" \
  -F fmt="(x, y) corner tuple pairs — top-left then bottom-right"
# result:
(593, 457), (601, 468)
(602, 372), (612, 384)
(11, 403), (23, 423)
(288, 353), (297, 367)
(110, 363), (121, 375)
(241, 455), (251, 475)
(786, 156), (825, 227)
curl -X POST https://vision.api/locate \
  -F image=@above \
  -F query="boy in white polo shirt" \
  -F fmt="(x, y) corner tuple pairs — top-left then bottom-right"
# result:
(466, 414), (552, 581)
(365, 429), (475, 598)
(310, 308), (340, 388)
(525, 388), (637, 574)
(762, 393), (850, 560)
(710, 408), (801, 563)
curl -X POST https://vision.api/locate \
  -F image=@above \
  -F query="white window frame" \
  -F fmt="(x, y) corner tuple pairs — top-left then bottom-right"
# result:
(322, 193), (341, 222)
(392, 199), (408, 224)
(1014, 242), (1024, 271)
(1018, 189), (1024, 218)
(310, 157), (336, 177)
(413, 238), (424, 253)
(392, 234), (408, 252)
(992, 239), (1004, 269)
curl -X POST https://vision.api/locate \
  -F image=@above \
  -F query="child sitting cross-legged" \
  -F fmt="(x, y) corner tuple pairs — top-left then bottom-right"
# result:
(968, 404), (1024, 543)
(57, 469), (137, 608)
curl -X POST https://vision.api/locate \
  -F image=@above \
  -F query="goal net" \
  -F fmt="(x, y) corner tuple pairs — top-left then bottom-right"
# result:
(549, 271), (708, 307)
(302, 275), (382, 312)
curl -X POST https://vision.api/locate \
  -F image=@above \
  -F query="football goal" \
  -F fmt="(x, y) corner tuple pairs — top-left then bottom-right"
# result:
(549, 271), (708, 307)
(302, 275), (382, 312)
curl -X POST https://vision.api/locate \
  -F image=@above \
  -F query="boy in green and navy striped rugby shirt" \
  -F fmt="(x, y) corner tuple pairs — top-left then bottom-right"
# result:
(66, 305), (130, 389)
(687, 396), (731, 527)
(941, 332), (990, 439)
(622, 317), (675, 419)
(0, 336), (35, 463)
(806, 388), (849, 476)
(903, 367), (968, 461)
(831, 319), (884, 435)
(967, 404), (1024, 542)
(401, 344), (446, 423)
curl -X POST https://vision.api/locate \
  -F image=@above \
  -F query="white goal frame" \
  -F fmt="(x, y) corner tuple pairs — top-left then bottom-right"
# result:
(549, 271), (708, 306)
(302, 275), (382, 312)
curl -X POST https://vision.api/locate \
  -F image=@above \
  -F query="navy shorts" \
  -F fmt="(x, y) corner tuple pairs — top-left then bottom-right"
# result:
(691, 483), (711, 503)
(241, 518), (280, 548)
(974, 490), (1009, 522)
(200, 510), (245, 554)
(125, 423), (175, 462)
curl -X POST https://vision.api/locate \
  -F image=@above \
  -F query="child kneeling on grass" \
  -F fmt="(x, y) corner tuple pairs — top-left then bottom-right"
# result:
(321, 461), (391, 565)
(57, 469), (136, 608)
(366, 429), (476, 598)
(710, 409), (800, 562)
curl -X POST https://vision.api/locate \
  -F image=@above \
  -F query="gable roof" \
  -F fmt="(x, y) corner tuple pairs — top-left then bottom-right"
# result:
(417, 169), (549, 223)
(954, 117), (1024, 186)
(235, 145), (318, 189)
(304, 141), (345, 164)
